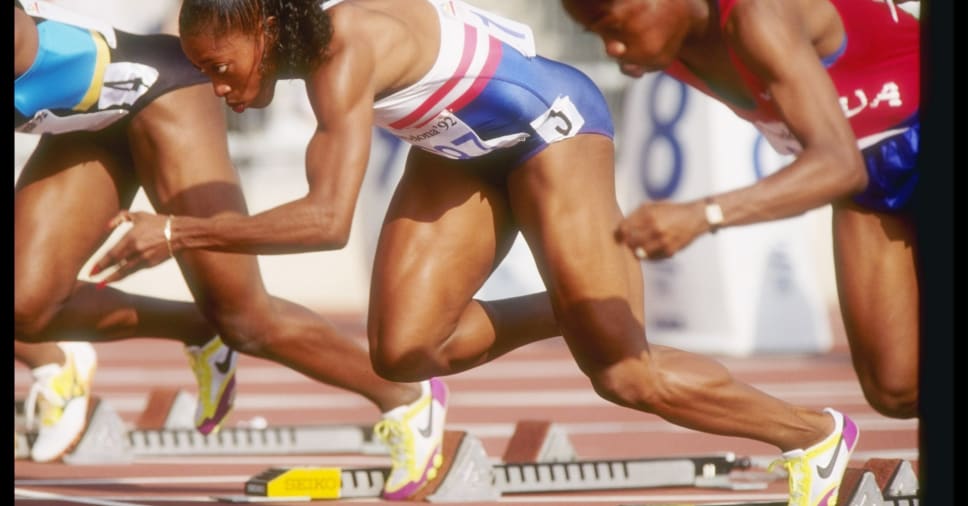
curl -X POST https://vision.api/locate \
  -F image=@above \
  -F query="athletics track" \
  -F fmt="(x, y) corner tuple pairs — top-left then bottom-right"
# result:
(14, 311), (919, 506)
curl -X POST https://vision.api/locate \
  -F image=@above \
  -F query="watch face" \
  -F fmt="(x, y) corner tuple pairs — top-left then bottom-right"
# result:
(705, 201), (724, 229)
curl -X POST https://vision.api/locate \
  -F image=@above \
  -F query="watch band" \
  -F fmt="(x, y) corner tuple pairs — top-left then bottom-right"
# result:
(704, 197), (724, 233)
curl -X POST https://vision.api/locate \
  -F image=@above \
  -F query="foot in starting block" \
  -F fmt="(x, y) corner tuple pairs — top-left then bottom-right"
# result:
(14, 396), (133, 464)
(231, 421), (570, 502)
(837, 457), (919, 505)
(231, 423), (566, 502)
(61, 397), (133, 464)
(224, 430), (499, 502)
(230, 419), (760, 502)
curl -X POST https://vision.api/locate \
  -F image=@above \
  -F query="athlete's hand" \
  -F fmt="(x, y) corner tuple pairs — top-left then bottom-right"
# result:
(614, 200), (708, 260)
(89, 211), (175, 284)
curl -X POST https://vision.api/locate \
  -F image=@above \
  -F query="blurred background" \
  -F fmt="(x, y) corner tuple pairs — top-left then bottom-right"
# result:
(17, 0), (921, 356)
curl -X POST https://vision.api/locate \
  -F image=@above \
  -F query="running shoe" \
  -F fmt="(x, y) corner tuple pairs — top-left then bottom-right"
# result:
(24, 342), (97, 463)
(184, 336), (237, 435)
(374, 378), (449, 500)
(773, 408), (860, 506)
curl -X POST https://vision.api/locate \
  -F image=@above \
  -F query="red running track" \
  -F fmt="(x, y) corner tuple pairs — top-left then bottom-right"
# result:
(14, 312), (919, 506)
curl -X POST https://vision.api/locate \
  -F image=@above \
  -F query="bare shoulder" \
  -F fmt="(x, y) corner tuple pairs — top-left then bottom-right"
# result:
(324, 0), (439, 95)
(326, 0), (438, 40)
(727, 0), (836, 33)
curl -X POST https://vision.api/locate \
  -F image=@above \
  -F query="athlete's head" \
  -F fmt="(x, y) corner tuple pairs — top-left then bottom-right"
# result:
(560, 0), (699, 77)
(179, 0), (333, 111)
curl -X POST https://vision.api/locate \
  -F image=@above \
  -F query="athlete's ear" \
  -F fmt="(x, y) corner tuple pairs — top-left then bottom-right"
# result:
(261, 15), (279, 44)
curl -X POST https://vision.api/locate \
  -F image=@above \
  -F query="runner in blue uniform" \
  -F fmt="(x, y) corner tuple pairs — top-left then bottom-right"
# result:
(14, 1), (439, 481)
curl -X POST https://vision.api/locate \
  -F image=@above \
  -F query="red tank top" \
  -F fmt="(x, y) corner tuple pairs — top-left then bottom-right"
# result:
(664, 0), (919, 148)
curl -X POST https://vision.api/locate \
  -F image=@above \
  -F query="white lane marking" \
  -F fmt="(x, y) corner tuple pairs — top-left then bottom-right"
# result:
(15, 488), (151, 506)
(15, 475), (252, 486)
(14, 356), (858, 385)
(15, 381), (880, 414)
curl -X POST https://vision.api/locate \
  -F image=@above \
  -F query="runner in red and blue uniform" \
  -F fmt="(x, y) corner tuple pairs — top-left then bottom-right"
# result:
(562, 0), (919, 502)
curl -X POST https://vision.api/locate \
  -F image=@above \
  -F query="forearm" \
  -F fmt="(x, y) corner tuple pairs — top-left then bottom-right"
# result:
(169, 198), (351, 255)
(708, 149), (866, 230)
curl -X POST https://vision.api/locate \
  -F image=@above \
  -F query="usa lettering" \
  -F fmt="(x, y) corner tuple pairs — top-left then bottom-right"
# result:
(838, 82), (903, 118)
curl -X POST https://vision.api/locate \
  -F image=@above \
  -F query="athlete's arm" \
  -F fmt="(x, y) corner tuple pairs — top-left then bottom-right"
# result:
(698, 0), (868, 228)
(166, 30), (377, 256)
(89, 18), (380, 282)
(614, 0), (868, 258)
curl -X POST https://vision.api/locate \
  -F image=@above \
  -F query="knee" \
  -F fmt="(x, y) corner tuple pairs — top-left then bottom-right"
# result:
(585, 359), (668, 413)
(861, 377), (918, 419)
(14, 288), (58, 341)
(368, 326), (443, 383)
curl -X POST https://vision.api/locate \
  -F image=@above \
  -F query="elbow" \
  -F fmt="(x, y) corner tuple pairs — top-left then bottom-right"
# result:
(318, 231), (350, 250)
(844, 157), (869, 195)
(826, 148), (869, 197)
(306, 208), (352, 250)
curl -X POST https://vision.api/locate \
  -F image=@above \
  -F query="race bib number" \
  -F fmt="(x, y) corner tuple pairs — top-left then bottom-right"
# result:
(531, 96), (584, 144)
(99, 62), (159, 110)
(393, 110), (529, 160)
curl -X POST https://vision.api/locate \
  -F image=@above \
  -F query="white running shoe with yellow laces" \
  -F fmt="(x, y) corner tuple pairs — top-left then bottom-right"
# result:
(773, 408), (860, 506)
(24, 342), (97, 463)
(184, 336), (237, 435)
(375, 378), (449, 500)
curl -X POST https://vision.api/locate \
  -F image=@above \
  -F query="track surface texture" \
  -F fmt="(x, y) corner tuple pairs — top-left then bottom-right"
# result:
(14, 312), (919, 505)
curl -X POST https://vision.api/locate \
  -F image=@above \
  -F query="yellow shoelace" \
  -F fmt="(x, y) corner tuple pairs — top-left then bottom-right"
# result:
(374, 419), (415, 473)
(768, 457), (805, 504)
(24, 365), (83, 429)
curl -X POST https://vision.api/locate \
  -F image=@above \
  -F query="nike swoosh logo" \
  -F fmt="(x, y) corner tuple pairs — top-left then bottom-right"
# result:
(418, 397), (434, 438)
(816, 434), (845, 479)
(215, 348), (235, 375)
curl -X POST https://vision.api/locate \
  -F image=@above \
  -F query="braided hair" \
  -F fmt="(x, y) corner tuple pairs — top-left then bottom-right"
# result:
(179, 0), (334, 76)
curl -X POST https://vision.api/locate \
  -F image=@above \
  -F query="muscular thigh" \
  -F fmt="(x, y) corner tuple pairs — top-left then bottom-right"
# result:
(127, 84), (271, 316)
(369, 148), (516, 340)
(507, 134), (647, 367)
(15, 129), (138, 301)
(832, 202), (919, 375)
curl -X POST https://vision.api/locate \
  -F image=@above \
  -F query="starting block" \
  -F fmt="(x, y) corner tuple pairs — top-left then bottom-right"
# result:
(14, 396), (135, 464)
(632, 457), (921, 506)
(837, 458), (920, 505)
(225, 420), (757, 502)
(15, 387), (389, 463)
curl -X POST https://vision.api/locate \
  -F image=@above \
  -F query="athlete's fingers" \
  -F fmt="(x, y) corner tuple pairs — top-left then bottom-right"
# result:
(107, 211), (132, 230)
(96, 257), (142, 285)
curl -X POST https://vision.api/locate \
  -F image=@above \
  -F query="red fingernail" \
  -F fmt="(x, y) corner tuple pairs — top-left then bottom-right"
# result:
(90, 265), (101, 275)
(96, 281), (107, 290)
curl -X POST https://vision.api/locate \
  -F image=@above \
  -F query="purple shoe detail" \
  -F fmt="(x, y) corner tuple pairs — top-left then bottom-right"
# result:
(196, 375), (236, 435)
(841, 413), (859, 452)
(430, 377), (448, 406)
(818, 487), (836, 506)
